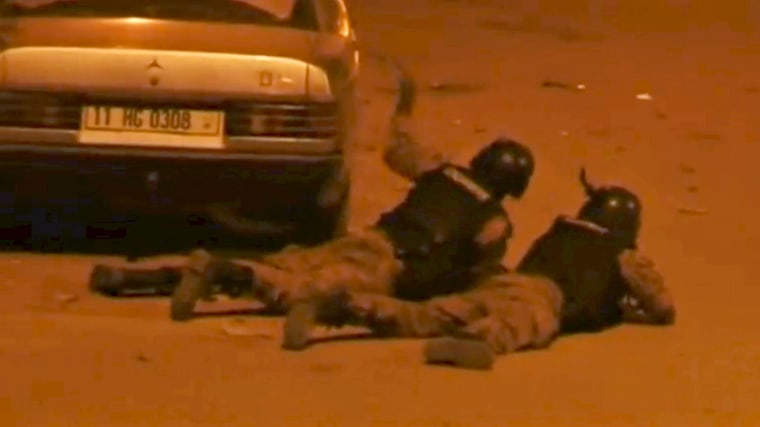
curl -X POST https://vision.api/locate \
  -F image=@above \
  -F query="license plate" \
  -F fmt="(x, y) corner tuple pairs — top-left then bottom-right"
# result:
(78, 105), (225, 149)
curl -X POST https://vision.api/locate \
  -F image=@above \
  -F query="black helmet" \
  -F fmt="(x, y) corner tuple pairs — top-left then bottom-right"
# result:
(576, 168), (642, 248)
(468, 138), (535, 199)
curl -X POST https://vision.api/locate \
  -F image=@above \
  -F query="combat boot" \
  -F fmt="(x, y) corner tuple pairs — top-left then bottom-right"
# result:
(281, 290), (352, 351)
(423, 332), (495, 370)
(89, 265), (181, 297)
(170, 249), (255, 322)
(282, 300), (319, 351)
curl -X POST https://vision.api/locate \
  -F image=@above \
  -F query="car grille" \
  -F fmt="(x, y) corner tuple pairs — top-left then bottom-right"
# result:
(0, 91), (338, 139)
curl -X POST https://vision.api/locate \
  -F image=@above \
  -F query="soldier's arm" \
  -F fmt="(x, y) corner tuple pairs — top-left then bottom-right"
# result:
(470, 214), (512, 275)
(384, 116), (448, 181)
(382, 65), (449, 181)
(617, 249), (676, 325)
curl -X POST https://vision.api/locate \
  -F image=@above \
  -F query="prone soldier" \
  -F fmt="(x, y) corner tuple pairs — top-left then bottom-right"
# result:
(89, 64), (536, 321)
(279, 169), (676, 370)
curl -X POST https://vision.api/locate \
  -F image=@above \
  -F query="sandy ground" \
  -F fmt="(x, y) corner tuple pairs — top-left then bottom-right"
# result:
(1, 0), (759, 425)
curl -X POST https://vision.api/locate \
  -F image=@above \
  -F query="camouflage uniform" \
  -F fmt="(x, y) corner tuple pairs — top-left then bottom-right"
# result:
(233, 228), (403, 312)
(332, 270), (563, 354)
(304, 247), (673, 356)
(229, 113), (509, 311)
(282, 208), (676, 370)
(277, 141), (673, 368)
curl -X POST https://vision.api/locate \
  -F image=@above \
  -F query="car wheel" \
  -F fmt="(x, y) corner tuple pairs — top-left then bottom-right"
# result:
(302, 190), (350, 244)
(0, 179), (29, 247)
(329, 194), (350, 238)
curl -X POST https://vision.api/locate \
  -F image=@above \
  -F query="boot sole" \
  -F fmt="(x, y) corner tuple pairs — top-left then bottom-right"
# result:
(88, 265), (121, 296)
(170, 272), (206, 321)
(424, 337), (495, 370)
(282, 301), (317, 351)
(170, 249), (213, 322)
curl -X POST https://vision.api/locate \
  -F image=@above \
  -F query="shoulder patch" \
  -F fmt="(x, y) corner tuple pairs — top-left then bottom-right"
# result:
(442, 167), (491, 202)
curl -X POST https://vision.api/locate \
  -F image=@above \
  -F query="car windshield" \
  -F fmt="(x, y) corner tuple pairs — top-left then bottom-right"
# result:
(2, 0), (318, 30)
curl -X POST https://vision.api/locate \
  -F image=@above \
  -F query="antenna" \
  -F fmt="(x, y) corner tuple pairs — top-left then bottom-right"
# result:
(579, 167), (596, 197)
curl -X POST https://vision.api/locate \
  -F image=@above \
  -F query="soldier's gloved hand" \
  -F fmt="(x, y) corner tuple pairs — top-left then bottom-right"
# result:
(217, 271), (253, 298)
(315, 288), (353, 328)
(282, 289), (353, 352)
(618, 250), (675, 325)
(619, 295), (643, 319)
(619, 294), (670, 324)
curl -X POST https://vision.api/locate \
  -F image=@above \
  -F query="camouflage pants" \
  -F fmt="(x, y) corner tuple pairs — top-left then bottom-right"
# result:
(239, 228), (403, 311)
(343, 272), (564, 355)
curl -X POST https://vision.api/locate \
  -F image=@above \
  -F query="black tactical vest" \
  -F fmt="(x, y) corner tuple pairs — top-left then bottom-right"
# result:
(516, 216), (627, 333)
(376, 165), (507, 301)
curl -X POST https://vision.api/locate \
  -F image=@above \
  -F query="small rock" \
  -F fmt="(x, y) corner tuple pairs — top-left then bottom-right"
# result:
(686, 185), (699, 193)
(687, 132), (722, 143)
(541, 80), (586, 92)
(680, 164), (696, 174)
(55, 293), (79, 308)
(220, 319), (274, 339)
(635, 93), (654, 101)
(559, 130), (569, 137)
(427, 82), (485, 95)
(221, 319), (256, 336)
(136, 352), (151, 363)
(473, 126), (487, 134)
(656, 112), (668, 120)
(452, 119), (462, 126)
(678, 207), (709, 216)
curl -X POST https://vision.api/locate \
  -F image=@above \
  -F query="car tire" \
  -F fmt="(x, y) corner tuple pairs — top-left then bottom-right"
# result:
(0, 180), (29, 247)
(303, 189), (350, 244)
(329, 194), (350, 238)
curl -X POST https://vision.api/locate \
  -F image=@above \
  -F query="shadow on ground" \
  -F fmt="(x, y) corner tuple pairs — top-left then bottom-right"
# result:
(0, 210), (288, 260)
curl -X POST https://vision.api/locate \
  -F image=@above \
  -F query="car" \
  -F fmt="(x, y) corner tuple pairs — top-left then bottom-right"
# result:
(0, 0), (359, 249)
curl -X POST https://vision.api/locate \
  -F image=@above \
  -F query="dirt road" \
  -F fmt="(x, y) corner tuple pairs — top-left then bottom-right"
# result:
(1, 1), (758, 425)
